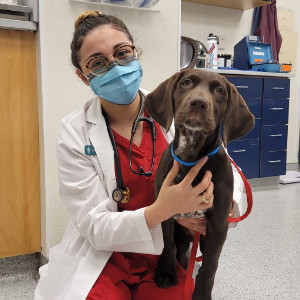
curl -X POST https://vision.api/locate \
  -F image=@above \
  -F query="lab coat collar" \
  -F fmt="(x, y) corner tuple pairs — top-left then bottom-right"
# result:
(85, 97), (117, 210)
(86, 96), (104, 126)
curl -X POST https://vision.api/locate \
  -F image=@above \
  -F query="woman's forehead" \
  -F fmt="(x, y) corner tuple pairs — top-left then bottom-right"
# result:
(79, 25), (131, 61)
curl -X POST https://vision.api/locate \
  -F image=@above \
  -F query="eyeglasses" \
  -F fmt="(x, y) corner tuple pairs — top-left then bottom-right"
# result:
(85, 44), (137, 77)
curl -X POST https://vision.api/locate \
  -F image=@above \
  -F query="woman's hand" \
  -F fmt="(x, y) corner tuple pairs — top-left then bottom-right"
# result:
(145, 156), (214, 229)
(157, 156), (214, 217)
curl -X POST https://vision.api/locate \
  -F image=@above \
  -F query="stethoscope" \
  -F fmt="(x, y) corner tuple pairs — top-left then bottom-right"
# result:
(103, 91), (156, 204)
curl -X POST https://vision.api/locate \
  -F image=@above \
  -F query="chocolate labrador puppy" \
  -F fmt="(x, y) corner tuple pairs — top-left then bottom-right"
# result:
(144, 69), (254, 300)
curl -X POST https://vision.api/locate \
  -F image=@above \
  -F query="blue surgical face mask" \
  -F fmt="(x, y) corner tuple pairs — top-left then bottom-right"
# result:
(88, 59), (143, 105)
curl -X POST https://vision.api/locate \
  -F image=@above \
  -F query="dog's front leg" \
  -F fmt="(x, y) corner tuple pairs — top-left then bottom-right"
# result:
(154, 218), (178, 289)
(192, 221), (229, 300)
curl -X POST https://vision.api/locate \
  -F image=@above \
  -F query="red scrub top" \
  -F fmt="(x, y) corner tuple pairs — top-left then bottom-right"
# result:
(114, 114), (169, 212)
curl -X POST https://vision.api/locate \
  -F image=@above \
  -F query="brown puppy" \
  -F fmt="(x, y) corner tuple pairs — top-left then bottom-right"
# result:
(144, 69), (255, 300)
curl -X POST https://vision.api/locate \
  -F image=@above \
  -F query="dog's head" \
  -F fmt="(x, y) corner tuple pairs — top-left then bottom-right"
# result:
(144, 69), (255, 147)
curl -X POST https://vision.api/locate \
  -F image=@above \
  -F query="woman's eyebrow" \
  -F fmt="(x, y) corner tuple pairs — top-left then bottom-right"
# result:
(85, 42), (131, 63)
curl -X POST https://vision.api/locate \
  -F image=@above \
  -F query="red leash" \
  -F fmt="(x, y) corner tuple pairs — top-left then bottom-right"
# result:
(227, 157), (253, 223)
(183, 231), (202, 299)
(183, 157), (253, 300)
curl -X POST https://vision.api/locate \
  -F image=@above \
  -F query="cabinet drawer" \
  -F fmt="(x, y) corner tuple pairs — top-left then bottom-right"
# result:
(260, 151), (287, 177)
(241, 119), (261, 140)
(245, 99), (262, 118)
(226, 77), (263, 99)
(263, 78), (290, 99)
(262, 99), (289, 125)
(261, 125), (288, 151)
(227, 140), (260, 179)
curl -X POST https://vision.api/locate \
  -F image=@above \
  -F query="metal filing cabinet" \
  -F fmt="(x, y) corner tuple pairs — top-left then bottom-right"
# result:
(226, 76), (290, 179)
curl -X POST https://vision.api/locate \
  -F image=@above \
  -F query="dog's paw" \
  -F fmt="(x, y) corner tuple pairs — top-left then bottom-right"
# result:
(154, 271), (178, 289)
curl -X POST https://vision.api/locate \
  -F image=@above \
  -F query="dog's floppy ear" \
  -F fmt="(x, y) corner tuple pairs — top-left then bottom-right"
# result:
(144, 70), (187, 132)
(222, 79), (255, 147)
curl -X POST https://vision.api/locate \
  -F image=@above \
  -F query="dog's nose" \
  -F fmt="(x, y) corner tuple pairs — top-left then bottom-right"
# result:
(189, 96), (209, 110)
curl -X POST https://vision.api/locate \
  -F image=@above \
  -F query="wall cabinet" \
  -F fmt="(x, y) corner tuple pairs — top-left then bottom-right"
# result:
(226, 76), (290, 179)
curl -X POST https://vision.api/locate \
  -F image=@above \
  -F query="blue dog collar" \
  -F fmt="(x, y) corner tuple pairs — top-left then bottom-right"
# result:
(171, 143), (220, 167)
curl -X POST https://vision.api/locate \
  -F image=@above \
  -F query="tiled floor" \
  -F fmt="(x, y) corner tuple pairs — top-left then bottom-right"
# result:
(212, 167), (300, 299)
(1, 165), (299, 300)
(0, 253), (39, 300)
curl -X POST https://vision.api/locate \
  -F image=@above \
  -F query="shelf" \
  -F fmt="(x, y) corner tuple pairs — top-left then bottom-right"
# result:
(0, 3), (31, 13)
(0, 3), (36, 30)
(182, 0), (271, 11)
(69, 0), (160, 12)
(0, 18), (36, 31)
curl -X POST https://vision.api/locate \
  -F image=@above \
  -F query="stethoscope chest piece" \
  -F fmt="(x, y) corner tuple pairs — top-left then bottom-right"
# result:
(112, 187), (131, 204)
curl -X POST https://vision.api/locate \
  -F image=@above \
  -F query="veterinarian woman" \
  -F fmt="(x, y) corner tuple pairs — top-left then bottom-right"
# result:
(34, 11), (220, 300)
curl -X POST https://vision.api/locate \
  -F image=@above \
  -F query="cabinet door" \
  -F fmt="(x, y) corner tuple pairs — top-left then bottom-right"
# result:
(226, 77), (263, 99)
(227, 140), (260, 179)
(260, 151), (287, 177)
(263, 78), (290, 99)
(262, 99), (289, 125)
(245, 99), (262, 118)
(0, 29), (40, 257)
(261, 125), (288, 152)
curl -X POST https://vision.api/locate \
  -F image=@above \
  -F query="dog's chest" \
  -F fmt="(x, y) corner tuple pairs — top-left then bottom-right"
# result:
(174, 210), (206, 220)
(173, 170), (207, 220)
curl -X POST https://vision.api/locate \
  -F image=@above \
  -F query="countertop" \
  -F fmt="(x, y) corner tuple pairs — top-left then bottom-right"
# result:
(196, 68), (292, 78)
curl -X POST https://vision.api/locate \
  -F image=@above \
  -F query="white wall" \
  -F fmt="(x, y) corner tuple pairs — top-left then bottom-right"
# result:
(37, 0), (180, 255)
(181, 1), (300, 164)
(181, 3), (253, 56)
(276, 0), (300, 165)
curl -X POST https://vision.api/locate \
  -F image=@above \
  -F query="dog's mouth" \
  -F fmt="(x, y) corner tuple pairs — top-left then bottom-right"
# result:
(184, 111), (211, 133)
(185, 120), (202, 131)
(184, 122), (213, 135)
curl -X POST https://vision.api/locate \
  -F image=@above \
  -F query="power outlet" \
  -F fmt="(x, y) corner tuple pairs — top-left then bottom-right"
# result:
(218, 35), (226, 50)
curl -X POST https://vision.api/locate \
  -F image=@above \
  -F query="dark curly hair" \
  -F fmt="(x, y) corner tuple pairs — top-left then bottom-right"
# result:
(71, 11), (134, 71)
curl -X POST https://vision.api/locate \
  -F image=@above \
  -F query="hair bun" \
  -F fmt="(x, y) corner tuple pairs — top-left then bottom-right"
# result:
(74, 11), (102, 30)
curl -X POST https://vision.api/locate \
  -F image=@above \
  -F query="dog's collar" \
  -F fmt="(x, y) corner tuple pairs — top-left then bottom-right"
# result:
(171, 143), (220, 167)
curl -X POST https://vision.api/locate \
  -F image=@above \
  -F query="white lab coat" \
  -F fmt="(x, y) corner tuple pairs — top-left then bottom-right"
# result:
(34, 95), (175, 300)
(34, 93), (246, 300)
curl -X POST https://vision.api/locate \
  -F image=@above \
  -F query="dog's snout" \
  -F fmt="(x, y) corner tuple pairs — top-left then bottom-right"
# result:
(189, 96), (209, 110)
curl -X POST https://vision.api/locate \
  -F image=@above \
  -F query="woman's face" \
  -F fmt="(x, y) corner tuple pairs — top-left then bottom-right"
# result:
(78, 25), (133, 78)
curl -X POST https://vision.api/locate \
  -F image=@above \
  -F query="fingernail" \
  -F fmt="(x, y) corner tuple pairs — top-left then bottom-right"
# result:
(201, 156), (208, 163)
(206, 171), (212, 181)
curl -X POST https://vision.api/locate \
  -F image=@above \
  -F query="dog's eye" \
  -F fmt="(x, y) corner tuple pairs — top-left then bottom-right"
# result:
(182, 79), (192, 87)
(216, 87), (224, 95)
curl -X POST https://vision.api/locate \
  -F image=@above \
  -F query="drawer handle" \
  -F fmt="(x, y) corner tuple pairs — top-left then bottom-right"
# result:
(270, 107), (284, 111)
(268, 160), (281, 163)
(236, 86), (248, 89)
(272, 87), (285, 90)
(232, 150), (246, 153)
(269, 134), (283, 137)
